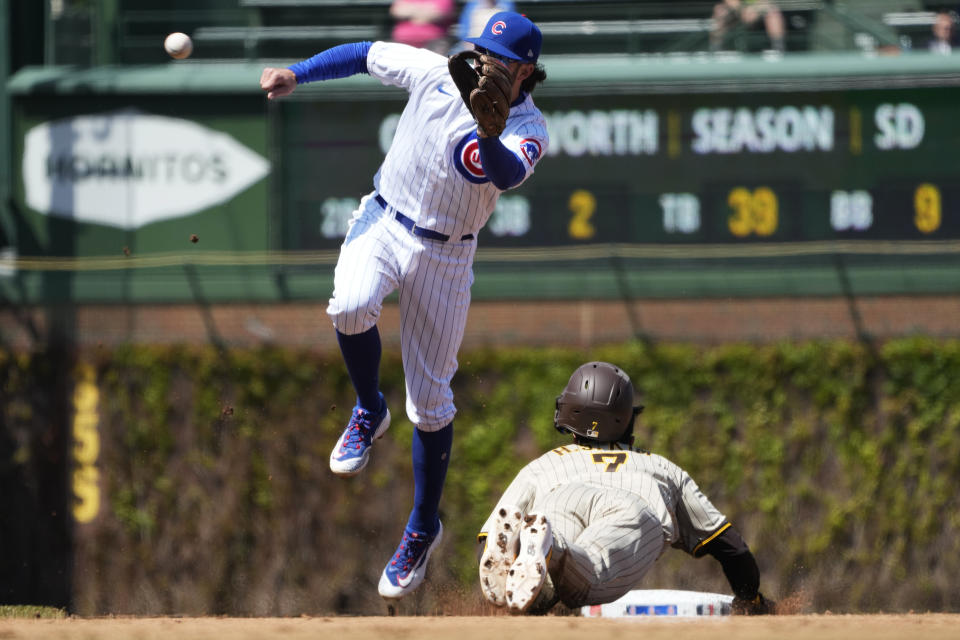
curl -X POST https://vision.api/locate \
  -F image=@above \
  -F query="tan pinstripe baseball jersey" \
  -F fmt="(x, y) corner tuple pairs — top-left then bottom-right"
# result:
(479, 441), (730, 606)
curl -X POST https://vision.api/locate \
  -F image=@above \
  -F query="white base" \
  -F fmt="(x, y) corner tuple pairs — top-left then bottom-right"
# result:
(580, 589), (733, 618)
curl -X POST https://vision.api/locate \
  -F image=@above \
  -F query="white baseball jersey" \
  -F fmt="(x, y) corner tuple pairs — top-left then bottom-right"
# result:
(479, 442), (729, 606)
(326, 42), (548, 430)
(369, 41), (547, 238)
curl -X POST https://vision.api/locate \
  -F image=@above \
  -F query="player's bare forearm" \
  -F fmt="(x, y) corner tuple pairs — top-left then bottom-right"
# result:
(260, 67), (297, 100)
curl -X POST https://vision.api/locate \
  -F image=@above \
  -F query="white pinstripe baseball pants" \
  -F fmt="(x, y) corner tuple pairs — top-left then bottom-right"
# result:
(540, 484), (667, 607)
(326, 192), (476, 431)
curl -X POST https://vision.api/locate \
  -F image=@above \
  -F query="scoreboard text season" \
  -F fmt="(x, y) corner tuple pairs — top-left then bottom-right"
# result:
(288, 87), (958, 249)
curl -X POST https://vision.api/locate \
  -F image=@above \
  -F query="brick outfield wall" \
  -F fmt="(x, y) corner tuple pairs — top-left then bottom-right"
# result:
(2, 296), (960, 349)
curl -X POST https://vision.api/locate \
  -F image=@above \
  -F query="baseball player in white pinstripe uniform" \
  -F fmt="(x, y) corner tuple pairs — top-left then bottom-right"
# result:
(478, 362), (775, 615)
(259, 11), (548, 600)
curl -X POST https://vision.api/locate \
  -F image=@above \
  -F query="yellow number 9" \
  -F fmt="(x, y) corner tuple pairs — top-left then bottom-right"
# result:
(568, 189), (597, 240)
(914, 183), (941, 234)
(752, 187), (778, 236)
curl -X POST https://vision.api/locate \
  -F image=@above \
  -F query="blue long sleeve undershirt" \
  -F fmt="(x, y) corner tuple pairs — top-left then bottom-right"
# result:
(288, 41), (373, 83)
(290, 41), (526, 190)
(478, 135), (526, 190)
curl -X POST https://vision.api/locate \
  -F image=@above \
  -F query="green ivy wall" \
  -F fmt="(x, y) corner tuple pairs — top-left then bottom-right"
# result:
(2, 338), (959, 615)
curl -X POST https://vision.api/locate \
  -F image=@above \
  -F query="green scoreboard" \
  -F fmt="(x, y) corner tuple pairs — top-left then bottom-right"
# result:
(6, 53), (960, 303)
(280, 54), (960, 252)
(519, 89), (958, 246)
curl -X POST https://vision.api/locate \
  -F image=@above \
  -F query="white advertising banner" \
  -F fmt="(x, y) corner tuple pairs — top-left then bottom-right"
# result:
(22, 109), (270, 230)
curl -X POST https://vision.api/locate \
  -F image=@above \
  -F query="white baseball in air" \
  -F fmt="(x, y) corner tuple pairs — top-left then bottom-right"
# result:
(164, 32), (193, 59)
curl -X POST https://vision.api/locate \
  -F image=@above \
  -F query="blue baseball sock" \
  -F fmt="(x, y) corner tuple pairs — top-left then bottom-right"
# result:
(335, 326), (383, 413)
(406, 422), (453, 536)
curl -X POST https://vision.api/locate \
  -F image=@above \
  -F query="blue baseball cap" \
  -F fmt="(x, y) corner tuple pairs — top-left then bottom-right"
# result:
(465, 11), (542, 63)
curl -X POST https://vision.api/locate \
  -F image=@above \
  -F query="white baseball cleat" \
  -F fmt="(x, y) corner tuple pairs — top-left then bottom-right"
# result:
(505, 512), (553, 614)
(378, 521), (443, 599)
(479, 505), (524, 606)
(329, 393), (391, 477)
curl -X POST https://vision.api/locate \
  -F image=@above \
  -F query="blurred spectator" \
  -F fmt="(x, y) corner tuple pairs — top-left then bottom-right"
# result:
(928, 10), (957, 54)
(710, 0), (786, 52)
(390, 0), (456, 54)
(455, 0), (516, 50)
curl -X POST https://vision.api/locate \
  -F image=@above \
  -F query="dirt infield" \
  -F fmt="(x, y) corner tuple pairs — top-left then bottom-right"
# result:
(3, 614), (959, 640)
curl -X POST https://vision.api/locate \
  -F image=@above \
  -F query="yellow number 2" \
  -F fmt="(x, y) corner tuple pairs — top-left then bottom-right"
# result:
(568, 189), (597, 240)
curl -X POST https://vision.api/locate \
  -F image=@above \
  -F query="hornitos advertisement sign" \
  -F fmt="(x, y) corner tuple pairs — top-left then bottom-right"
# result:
(22, 109), (270, 230)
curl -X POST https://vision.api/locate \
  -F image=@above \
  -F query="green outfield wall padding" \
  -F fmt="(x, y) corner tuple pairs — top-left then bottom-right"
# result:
(5, 52), (960, 304)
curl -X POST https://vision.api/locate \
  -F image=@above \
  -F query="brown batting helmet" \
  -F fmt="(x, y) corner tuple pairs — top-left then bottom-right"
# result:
(554, 361), (641, 445)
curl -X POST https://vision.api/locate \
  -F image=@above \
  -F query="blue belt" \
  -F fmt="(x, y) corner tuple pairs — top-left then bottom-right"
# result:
(375, 194), (474, 242)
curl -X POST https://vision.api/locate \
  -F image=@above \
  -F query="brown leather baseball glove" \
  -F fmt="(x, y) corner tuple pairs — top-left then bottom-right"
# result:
(448, 51), (516, 138)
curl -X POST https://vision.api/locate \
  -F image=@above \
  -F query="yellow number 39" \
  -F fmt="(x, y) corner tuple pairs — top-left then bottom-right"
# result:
(727, 187), (778, 237)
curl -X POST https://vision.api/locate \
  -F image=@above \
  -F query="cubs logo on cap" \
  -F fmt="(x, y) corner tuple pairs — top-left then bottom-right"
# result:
(465, 11), (542, 63)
